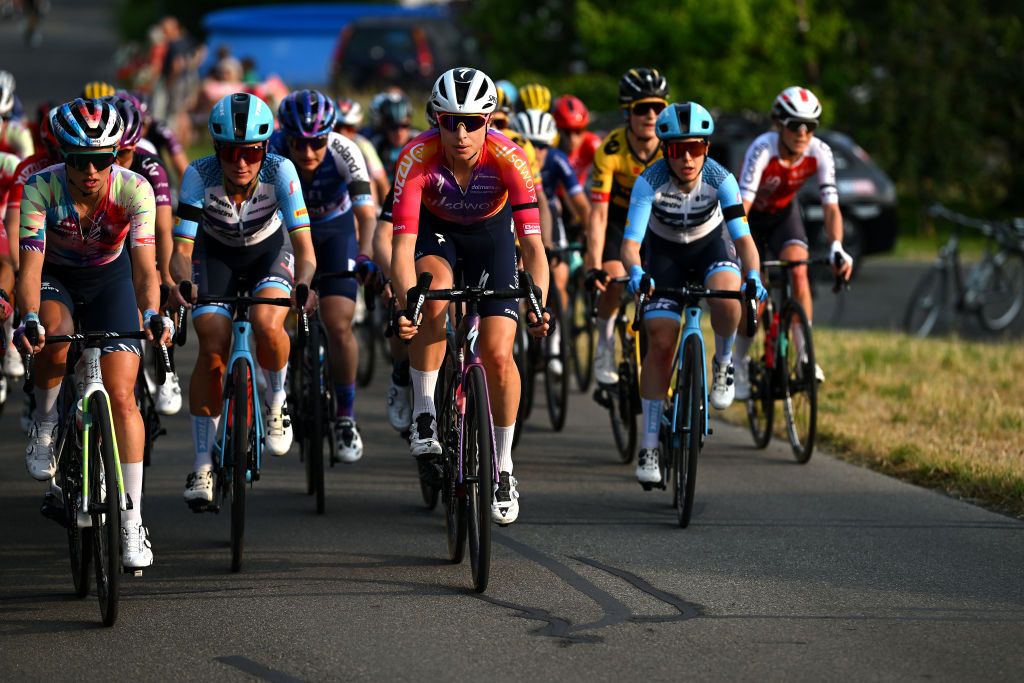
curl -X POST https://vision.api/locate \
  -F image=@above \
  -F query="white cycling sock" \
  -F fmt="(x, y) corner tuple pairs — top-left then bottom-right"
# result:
(734, 333), (752, 363)
(714, 332), (736, 365)
(191, 414), (220, 473)
(641, 399), (663, 449)
(410, 368), (438, 418)
(34, 384), (60, 423)
(122, 461), (144, 523)
(792, 324), (807, 364)
(596, 316), (615, 350)
(495, 424), (515, 474)
(266, 366), (287, 409)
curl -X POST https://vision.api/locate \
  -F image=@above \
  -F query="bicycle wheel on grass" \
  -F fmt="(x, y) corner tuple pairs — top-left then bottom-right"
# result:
(230, 359), (251, 572)
(975, 250), (1024, 331)
(87, 396), (121, 626)
(780, 301), (816, 464)
(544, 288), (570, 431)
(903, 266), (948, 337)
(745, 301), (774, 449)
(463, 365), (493, 593)
(673, 336), (704, 528)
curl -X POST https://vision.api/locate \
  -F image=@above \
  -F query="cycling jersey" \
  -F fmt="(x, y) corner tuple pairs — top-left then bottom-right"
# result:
(565, 130), (601, 186)
(0, 151), (20, 205)
(20, 164), (156, 267)
(138, 119), (184, 159)
(738, 132), (838, 214)
(504, 129), (542, 185)
(129, 151), (171, 208)
(372, 129), (422, 185)
(350, 133), (386, 180)
(390, 129), (540, 238)
(541, 147), (583, 246)
(590, 127), (662, 228)
(267, 131), (373, 224)
(6, 151), (60, 213)
(0, 120), (34, 159)
(625, 157), (750, 246)
(173, 153), (310, 247)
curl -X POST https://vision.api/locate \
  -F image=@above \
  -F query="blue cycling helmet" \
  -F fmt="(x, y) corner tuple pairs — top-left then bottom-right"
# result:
(655, 102), (714, 141)
(209, 92), (274, 144)
(495, 79), (518, 110)
(278, 89), (336, 138)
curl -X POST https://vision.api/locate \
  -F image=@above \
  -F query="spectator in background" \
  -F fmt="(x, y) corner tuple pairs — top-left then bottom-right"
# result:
(214, 45), (242, 84)
(151, 16), (201, 147)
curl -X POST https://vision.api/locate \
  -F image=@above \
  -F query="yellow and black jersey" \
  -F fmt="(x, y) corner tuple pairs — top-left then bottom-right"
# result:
(589, 126), (662, 228)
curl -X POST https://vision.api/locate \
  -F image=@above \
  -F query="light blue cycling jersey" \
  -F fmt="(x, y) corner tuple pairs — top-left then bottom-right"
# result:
(268, 131), (374, 225)
(624, 157), (750, 245)
(173, 153), (310, 247)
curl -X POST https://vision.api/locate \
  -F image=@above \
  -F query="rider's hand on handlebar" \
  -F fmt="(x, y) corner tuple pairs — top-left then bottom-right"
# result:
(172, 281), (196, 309)
(830, 240), (854, 282)
(395, 312), (419, 341)
(143, 310), (175, 346)
(291, 284), (318, 314)
(627, 265), (654, 296)
(14, 313), (45, 355)
(743, 269), (768, 302)
(527, 307), (553, 338)
(585, 268), (609, 292)
(354, 253), (380, 286)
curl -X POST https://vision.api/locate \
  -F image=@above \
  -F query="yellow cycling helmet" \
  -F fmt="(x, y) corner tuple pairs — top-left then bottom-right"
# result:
(518, 83), (552, 112)
(81, 81), (116, 99)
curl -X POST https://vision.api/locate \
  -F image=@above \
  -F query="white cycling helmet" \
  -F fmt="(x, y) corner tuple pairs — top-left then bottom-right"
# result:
(430, 67), (497, 115)
(336, 97), (364, 127)
(772, 86), (822, 121)
(512, 109), (557, 147)
(0, 71), (15, 117)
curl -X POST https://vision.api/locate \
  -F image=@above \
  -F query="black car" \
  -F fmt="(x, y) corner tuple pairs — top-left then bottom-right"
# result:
(330, 16), (481, 93)
(708, 114), (898, 264)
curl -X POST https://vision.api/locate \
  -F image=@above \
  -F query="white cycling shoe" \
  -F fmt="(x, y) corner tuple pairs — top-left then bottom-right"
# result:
(635, 448), (662, 486)
(156, 373), (182, 415)
(264, 406), (293, 456)
(386, 379), (412, 432)
(594, 344), (619, 385)
(4, 345), (25, 378)
(26, 420), (58, 481)
(491, 472), (520, 525)
(121, 520), (154, 569)
(334, 417), (363, 463)
(409, 412), (442, 459)
(184, 470), (215, 504)
(733, 359), (751, 401)
(709, 359), (735, 410)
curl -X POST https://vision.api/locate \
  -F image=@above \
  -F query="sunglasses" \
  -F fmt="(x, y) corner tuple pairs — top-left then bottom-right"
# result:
(217, 144), (266, 165)
(664, 140), (708, 160)
(287, 136), (328, 151)
(490, 116), (510, 130)
(782, 118), (818, 133)
(63, 150), (117, 172)
(532, 141), (550, 151)
(437, 113), (489, 133)
(629, 100), (667, 117)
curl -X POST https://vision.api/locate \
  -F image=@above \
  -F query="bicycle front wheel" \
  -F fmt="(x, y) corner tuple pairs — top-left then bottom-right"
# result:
(306, 321), (326, 514)
(611, 323), (638, 464)
(674, 336), (704, 528)
(544, 288), (570, 431)
(903, 266), (948, 337)
(745, 301), (774, 449)
(511, 322), (529, 450)
(975, 250), (1024, 331)
(463, 365), (493, 593)
(439, 354), (465, 563)
(781, 301), (817, 463)
(570, 278), (595, 391)
(61, 434), (93, 598)
(230, 359), (252, 572)
(87, 396), (121, 626)
(354, 304), (376, 387)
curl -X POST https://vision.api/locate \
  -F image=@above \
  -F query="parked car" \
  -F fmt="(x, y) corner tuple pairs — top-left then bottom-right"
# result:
(330, 16), (482, 93)
(709, 114), (898, 265)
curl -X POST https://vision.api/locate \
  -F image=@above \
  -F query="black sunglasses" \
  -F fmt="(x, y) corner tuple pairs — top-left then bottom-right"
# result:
(288, 136), (329, 151)
(782, 118), (818, 133)
(629, 100), (667, 117)
(437, 113), (489, 133)
(63, 150), (117, 172)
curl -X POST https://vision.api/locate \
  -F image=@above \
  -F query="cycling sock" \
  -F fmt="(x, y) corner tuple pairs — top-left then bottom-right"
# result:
(641, 399), (663, 449)
(34, 384), (60, 423)
(267, 366), (287, 409)
(495, 424), (515, 474)
(734, 332), (752, 362)
(335, 383), (356, 418)
(714, 332), (736, 365)
(191, 414), (220, 473)
(597, 316), (615, 349)
(410, 368), (437, 418)
(122, 462), (143, 523)
(391, 359), (410, 386)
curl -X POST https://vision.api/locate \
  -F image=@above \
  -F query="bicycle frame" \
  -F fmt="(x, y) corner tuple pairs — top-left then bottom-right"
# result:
(214, 316), (264, 481)
(669, 306), (710, 437)
(77, 347), (127, 526)
(450, 304), (498, 488)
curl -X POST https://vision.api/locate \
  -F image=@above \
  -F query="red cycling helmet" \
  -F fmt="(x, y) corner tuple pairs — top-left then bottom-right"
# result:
(553, 95), (590, 131)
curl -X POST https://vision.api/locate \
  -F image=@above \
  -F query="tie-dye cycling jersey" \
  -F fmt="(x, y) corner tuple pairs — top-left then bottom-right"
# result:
(19, 164), (156, 267)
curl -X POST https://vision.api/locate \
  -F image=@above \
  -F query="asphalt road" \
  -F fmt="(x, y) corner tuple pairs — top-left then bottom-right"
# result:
(1, 334), (1023, 680)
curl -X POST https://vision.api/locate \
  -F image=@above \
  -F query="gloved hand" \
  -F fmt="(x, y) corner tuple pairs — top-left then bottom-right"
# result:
(743, 269), (768, 302)
(830, 240), (854, 278)
(584, 268), (608, 291)
(144, 309), (175, 345)
(15, 312), (45, 354)
(627, 265), (652, 295)
(354, 253), (379, 283)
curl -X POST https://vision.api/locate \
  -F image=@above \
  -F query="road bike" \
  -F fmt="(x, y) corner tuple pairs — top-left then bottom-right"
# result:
(904, 203), (1024, 337)
(592, 277), (641, 464)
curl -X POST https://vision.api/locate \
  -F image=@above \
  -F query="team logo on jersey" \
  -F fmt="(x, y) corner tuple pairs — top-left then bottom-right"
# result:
(294, 207), (308, 218)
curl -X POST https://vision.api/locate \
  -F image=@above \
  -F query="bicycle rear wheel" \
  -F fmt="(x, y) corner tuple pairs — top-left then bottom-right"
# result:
(511, 321), (529, 449)
(544, 288), (570, 431)
(308, 321), (326, 513)
(781, 301), (817, 463)
(60, 421), (92, 599)
(570, 278), (595, 392)
(230, 359), (251, 572)
(87, 396), (120, 626)
(463, 365), (493, 593)
(745, 302), (774, 449)
(975, 250), (1024, 331)
(903, 266), (948, 337)
(674, 336), (704, 528)
(610, 323), (638, 464)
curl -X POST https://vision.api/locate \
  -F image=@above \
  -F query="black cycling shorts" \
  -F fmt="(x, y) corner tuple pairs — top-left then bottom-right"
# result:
(41, 248), (142, 355)
(192, 228), (295, 319)
(643, 227), (740, 322)
(749, 199), (809, 257)
(414, 204), (520, 321)
(312, 212), (358, 300)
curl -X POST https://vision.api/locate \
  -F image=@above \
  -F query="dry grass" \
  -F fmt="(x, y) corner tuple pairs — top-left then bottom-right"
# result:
(717, 326), (1024, 517)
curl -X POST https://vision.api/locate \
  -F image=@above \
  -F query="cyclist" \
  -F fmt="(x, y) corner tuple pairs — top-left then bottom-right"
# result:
(392, 68), (551, 526)
(131, 91), (190, 179)
(170, 93), (317, 506)
(513, 108), (590, 375)
(733, 86), (853, 398)
(622, 102), (765, 485)
(494, 79), (518, 111)
(109, 93), (182, 415)
(517, 83), (552, 113)
(553, 94), (602, 188)
(16, 98), (171, 568)
(81, 81), (117, 99)
(587, 67), (667, 387)
(369, 91), (419, 186)
(270, 90), (377, 463)
(335, 97), (389, 203)
(0, 71), (34, 159)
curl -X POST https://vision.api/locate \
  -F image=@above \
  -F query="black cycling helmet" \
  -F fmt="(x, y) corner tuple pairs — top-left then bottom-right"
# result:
(618, 68), (668, 106)
(378, 93), (412, 128)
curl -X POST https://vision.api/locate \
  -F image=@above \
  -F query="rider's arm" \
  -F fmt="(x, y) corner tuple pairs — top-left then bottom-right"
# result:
(716, 172), (760, 276)
(3, 205), (17, 270)
(16, 180), (47, 316)
(737, 136), (771, 214)
(144, 156), (175, 286)
(329, 134), (376, 257)
(372, 189), (395, 282)
(814, 141), (851, 278)
(620, 173), (654, 272)
(170, 163), (203, 286)
(537, 185), (554, 250)
(520, 232), (549, 306)
(500, 146), (547, 302)
(586, 138), (615, 269)
(13, 124), (34, 160)
(389, 145), (428, 309)
(122, 175), (160, 314)
(558, 150), (590, 228)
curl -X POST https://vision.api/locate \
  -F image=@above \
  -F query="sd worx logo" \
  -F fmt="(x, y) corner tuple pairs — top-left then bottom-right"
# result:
(392, 142), (428, 200)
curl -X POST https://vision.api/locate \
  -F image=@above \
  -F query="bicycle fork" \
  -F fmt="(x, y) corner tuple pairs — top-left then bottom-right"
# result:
(78, 347), (129, 528)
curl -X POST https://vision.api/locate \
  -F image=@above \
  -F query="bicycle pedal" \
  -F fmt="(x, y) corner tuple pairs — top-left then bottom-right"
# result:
(640, 482), (653, 491)
(124, 568), (144, 577)
(39, 495), (70, 528)
(592, 388), (612, 409)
